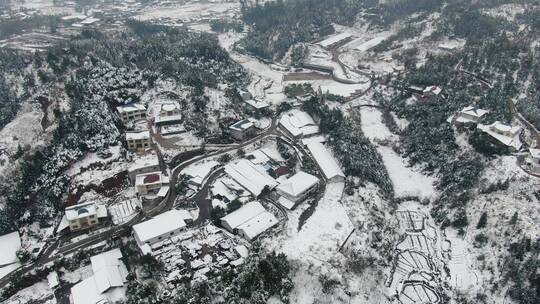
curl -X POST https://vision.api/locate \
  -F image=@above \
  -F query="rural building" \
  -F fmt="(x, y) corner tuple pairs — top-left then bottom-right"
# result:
(150, 101), (183, 126)
(135, 171), (169, 195)
(423, 86), (443, 97)
(224, 159), (278, 196)
(453, 106), (488, 125)
(116, 103), (146, 123)
(276, 171), (319, 209)
(477, 121), (523, 151)
(244, 99), (270, 111)
(220, 201), (278, 241)
(126, 130), (152, 152)
(132, 210), (193, 254)
(318, 32), (353, 49)
(306, 142), (345, 182)
(0, 231), (22, 278)
(229, 118), (257, 140)
(239, 90), (252, 101)
(528, 148), (540, 174)
(279, 109), (319, 139)
(70, 248), (128, 304)
(128, 154), (160, 184)
(65, 201), (108, 232)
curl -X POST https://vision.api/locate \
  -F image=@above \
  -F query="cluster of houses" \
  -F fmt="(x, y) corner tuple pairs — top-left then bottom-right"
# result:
(140, 223), (248, 288)
(448, 104), (525, 151)
(448, 104), (540, 174)
(56, 100), (182, 234)
(70, 248), (129, 304)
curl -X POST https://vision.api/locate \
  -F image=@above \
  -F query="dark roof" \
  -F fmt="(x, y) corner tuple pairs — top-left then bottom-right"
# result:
(144, 174), (160, 184)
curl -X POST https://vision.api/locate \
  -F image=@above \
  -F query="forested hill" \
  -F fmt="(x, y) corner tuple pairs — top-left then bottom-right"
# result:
(238, 0), (371, 59)
(0, 21), (247, 235)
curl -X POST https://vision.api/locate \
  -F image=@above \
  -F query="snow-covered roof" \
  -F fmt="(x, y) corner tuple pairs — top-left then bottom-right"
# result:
(65, 201), (97, 221)
(229, 118), (257, 131)
(530, 148), (540, 159)
(156, 185), (170, 197)
(221, 201), (266, 230)
(245, 150), (271, 165)
(278, 196), (296, 210)
(234, 245), (249, 258)
(279, 109), (319, 137)
(61, 14), (86, 21)
(81, 17), (100, 25)
(460, 106), (488, 118)
(423, 86), (442, 96)
(477, 122), (522, 150)
(318, 33), (353, 48)
(71, 276), (108, 304)
(90, 248), (124, 272)
(306, 142), (345, 181)
(224, 159), (278, 196)
(125, 130), (150, 141)
(244, 99), (270, 109)
(47, 271), (59, 289)
(155, 114), (182, 124)
(277, 171), (319, 197)
(0, 231), (21, 266)
(116, 103), (146, 114)
(71, 248), (128, 304)
(132, 210), (188, 244)
(128, 154), (159, 172)
(237, 211), (278, 240)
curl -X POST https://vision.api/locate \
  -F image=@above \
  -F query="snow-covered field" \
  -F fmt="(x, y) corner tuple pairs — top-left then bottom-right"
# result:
(264, 181), (356, 303)
(136, 1), (239, 21)
(357, 101), (436, 200)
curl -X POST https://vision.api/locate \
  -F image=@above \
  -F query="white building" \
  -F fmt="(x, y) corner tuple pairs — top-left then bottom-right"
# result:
(135, 171), (169, 195)
(0, 231), (21, 280)
(220, 201), (278, 241)
(70, 248), (128, 304)
(477, 121), (523, 151)
(244, 99), (270, 111)
(318, 33), (353, 49)
(128, 154), (160, 184)
(423, 86), (443, 97)
(279, 109), (319, 139)
(149, 101), (182, 126)
(224, 159), (278, 196)
(132, 210), (193, 254)
(229, 118), (257, 140)
(116, 103), (146, 123)
(453, 106), (488, 124)
(126, 131), (152, 152)
(65, 201), (108, 232)
(529, 148), (540, 174)
(276, 171), (319, 209)
(306, 142), (345, 182)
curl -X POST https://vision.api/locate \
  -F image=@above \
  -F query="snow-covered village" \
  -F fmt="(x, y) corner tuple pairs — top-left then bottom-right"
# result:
(0, 1), (539, 304)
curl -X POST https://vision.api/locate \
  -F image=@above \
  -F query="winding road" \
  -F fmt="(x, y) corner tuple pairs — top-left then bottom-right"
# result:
(0, 117), (284, 289)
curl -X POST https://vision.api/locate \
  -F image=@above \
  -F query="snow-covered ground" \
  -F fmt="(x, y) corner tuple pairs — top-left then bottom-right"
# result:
(3, 280), (55, 304)
(135, 1), (239, 22)
(357, 101), (436, 200)
(264, 181), (356, 303)
(268, 182), (352, 261)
